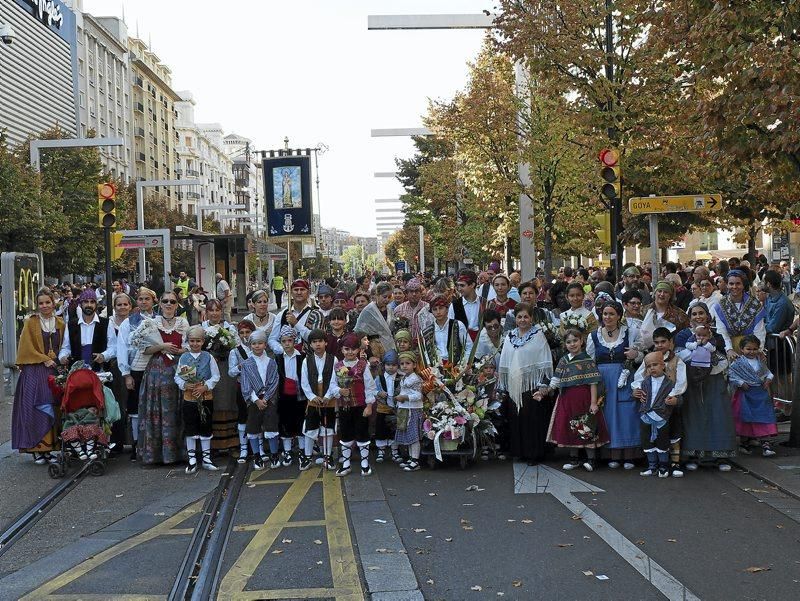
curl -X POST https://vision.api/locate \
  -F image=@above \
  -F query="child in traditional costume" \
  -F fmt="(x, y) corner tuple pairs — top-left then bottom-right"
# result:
(375, 350), (402, 463)
(239, 330), (279, 470)
(684, 325), (716, 383)
(300, 328), (338, 471)
(275, 325), (307, 468)
(175, 326), (221, 473)
(729, 335), (777, 457)
(542, 329), (609, 472)
(634, 352), (680, 478)
(333, 332), (376, 477)
(325, 308), (348, 360)
(228, 319), (254, 463)
(394, 351), (424, 472)
(394, 330), (413, 354)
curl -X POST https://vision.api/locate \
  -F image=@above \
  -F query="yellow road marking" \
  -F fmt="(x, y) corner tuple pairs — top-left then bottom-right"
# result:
(233, 519), (326, 532)
(323, 470), (363, 601)
(218, 468), (321, 596)
(20, 502), (202, 600)
(39, 596), (165, 601)
(248, 476), (323, 485)
(228, 587), (363, 600)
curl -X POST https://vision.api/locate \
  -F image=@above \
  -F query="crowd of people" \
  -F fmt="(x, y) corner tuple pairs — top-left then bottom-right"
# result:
(10, 255), (795, 480)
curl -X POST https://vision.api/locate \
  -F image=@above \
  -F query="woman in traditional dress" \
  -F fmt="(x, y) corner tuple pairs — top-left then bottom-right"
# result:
(557, 282), (598, 335)
(242, 290), (276, 354)
(587, 301), (643, 469)
(674, 302), (736, 471)
(639, 280), (690, 348)
(497, 303), (554, 465)
(109, 293), (133, 452)
(488, 274), (517, 318)
(712, 269), (766, 360)
(201, 299), (240, 454)
(135, 290), (188, 465)
(12, 287), (65, 464)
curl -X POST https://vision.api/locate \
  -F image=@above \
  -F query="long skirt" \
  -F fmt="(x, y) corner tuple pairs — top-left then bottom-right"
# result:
(547, 385), (609, 448)
(681, 372), (737, 460)
(509, 391), (554, 462)
(109, 360), (127, 447)
(731, 390), (778, 439)
(211, 358), (238, 452)
(12, 364), (59, 452)
(394, 408), (424, 446)
(138, 354), (180, 465)
(599, 362), (640, 450)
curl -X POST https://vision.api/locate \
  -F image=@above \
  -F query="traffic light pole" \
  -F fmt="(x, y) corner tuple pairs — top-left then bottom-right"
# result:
(103, 226), (113, 298)
(604, 0), (622, 278)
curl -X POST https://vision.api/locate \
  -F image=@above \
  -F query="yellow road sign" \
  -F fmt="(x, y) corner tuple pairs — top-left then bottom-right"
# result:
(628, 194), (722, 215)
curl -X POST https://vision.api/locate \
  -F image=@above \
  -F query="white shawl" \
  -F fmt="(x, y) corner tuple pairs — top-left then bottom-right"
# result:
(497, 327), (553, 410)
(354, 302), (395, 352)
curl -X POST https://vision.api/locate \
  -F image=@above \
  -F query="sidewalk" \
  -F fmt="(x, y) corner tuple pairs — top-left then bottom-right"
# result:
(730, 421), (800, 500)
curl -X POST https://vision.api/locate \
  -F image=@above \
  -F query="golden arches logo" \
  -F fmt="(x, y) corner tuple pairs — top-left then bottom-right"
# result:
(17, 268), (39, 312)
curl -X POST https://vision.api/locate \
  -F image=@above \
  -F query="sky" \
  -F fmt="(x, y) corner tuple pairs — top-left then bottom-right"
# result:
(81, 0), (491, 237)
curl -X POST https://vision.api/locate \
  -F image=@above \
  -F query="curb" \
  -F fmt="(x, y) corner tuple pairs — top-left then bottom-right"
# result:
(729, 458), (800, 503)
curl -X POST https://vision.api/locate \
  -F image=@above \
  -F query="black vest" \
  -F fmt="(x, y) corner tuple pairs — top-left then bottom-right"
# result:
(452, 297), (483, 331)
(276, 352), (306, 399)
(304, 352), (335, 397)
(445, 319), (465, 364)
(67, 316), (110, 366)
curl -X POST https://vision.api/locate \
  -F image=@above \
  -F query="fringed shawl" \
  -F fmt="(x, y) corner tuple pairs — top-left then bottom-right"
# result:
(498, 327), (553, 409)
(17, 315), (65, 365)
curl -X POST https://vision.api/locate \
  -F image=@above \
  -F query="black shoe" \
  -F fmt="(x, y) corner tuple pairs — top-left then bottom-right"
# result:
(299, 454), (312, 471)
(361, 464), (373, 476)
(253, 455), (265, 470)
(270, 453), (281, 469)
(130, 445), (138, 462)
(336, 463), (352, 477)
(403, 459), (420, 472)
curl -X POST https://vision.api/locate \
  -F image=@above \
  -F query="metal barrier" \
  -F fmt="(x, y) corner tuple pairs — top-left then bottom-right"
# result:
(767, 332), (795, 406)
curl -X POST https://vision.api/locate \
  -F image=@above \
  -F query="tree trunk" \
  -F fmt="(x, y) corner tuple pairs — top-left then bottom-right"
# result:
(543, 201), (554, 279)
(747, 222), (758, 262)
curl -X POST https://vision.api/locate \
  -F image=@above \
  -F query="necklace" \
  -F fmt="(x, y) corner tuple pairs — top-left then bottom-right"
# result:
(253, 313), (270, 325)
(39, 315), (56, 333)
(604, 327), (619, 339)
(162, 316), (177, 327)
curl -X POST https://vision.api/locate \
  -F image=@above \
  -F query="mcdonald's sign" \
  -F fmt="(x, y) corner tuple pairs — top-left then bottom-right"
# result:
(1, 252), (41, 368)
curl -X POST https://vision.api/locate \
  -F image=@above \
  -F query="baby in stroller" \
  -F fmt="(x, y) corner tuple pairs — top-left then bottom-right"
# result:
(59, 363), (119, 461)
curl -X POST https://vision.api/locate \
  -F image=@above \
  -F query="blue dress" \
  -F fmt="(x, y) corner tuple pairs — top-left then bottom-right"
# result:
(592, 330), (639, 449)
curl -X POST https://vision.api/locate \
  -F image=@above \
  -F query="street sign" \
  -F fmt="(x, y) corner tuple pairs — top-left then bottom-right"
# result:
(595, 259), (610, 268)
(118, 236), (163, 249)
(772, 231), (790, 262)
(522, 229), (533, 239)
(395, 260), (407, 273)
(628, 194), (722, 215)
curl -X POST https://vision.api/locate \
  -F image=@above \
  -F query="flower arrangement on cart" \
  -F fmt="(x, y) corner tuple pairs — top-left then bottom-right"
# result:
(415, 331), (499, 465)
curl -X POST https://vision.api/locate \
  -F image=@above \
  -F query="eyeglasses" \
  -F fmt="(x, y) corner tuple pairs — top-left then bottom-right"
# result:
(161, 299), (178, 305)
(485, 323), (501, 330)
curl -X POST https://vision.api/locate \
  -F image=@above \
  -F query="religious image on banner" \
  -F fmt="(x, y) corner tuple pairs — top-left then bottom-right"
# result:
(264, 155), (313, 237)
(274, 166), (302, 209)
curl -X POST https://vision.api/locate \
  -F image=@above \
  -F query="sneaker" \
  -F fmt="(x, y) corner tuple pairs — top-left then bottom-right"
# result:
(762, 443), (777, 457)
(608, 461), (621, 469)
(623, 462), (635, 470)
(399, 459), (412, 469)
(671, 467), (684, 478)
(391, 452), (403, 463)
(270, 454), (281, 469)
(562, 460), (581, 471)
(640, 468), (654, 477)
(253, 455), (265, 471)
(658, 468), (670, 478)
(238, 446), (248, 464)
(33, 454), (47, 466)
(376, 449), (386, 463)
(403, 459), (421, 471)
(324, 456), (337, 471)
(582, 461), (595, 472)
(685, 462), (699, 471)
(335, 464), (352, 477)
(361, 465), (373, 476)
(299, 454), (312, 471)
(718, 462), (732, 472)
(281, 451), (292, 467)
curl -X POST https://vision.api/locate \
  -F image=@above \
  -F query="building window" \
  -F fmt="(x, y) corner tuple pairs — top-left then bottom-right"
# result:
(697, 232), (719, 252)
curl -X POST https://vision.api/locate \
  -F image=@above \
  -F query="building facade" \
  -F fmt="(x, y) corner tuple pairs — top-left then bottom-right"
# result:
(224, 133), (265, 238)
(75, 13), (131, 180)
(0, 0), (78, 146)
(128, 36), (179, 204)
(374, 197), (405, 237)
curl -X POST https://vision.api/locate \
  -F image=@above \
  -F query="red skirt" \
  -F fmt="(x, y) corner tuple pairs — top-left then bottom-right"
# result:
(547, 384), (609, 448)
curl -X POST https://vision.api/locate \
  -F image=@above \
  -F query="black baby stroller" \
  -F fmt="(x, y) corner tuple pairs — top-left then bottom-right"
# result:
(49, 363), (120, 479)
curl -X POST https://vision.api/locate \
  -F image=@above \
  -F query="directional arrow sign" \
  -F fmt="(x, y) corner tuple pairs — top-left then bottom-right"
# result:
(628, 194), (722, 215)
(514, 463), (700, 601)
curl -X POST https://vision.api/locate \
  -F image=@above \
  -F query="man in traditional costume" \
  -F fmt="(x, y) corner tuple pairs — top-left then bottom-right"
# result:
(58, 289), (116, 370)
(268, 279), (324, 355)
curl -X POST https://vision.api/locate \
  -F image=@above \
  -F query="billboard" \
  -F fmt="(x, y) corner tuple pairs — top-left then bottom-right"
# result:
(264, 156), (313, 238)
(2, 252), (41, 368)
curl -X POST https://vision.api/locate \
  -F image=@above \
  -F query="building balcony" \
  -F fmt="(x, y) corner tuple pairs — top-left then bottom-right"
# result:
(134, 102), (144, 113)
(186, 191), (201, 199)
(134, 127), (145, 138)
(186, 169), (200, 177)
(136, 152), (145, 162)
(133, 76), (143, 88)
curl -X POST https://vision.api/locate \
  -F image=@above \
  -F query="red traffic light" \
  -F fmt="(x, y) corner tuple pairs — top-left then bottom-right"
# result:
(98, 182), (116, 199)
(599, 148), (619, 167)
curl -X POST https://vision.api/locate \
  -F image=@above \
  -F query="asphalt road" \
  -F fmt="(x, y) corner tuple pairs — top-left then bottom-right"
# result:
(1, 439), (799, 600)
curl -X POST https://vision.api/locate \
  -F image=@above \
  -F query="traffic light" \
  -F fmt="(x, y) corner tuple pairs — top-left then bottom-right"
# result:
(97, 182), (117, 228)
(599, 148), (620, 202)
(112, 231), (124, 261)
(595, 212), (611, 245)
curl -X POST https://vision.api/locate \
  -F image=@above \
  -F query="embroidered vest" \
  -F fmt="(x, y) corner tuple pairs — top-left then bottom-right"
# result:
(306, 353), (335, 397)
(336, 358), (368, 406)
(67, 316), (109, 367)
(276, 353), (305, 398)
(180, 351), (213, 382)
(445, 319), (464, 364)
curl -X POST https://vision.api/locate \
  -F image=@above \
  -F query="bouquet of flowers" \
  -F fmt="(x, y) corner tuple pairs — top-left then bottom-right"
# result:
(569, 412), (599, 442)
(539, 320), (561, 347)
(336, 365), (354, 406)
(203, 324), (237, 360)
(130, 318), (173, 359)
(177, 364), (212, 413)
(562, 313), (589, 332)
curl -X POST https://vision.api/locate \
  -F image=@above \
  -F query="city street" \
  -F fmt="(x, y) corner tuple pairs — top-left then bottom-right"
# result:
(2, 413), (799, 601)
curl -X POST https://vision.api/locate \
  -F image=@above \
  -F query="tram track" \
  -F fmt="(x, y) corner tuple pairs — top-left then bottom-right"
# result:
(169, 459), (248, 601)
(0, 460), (95, 560)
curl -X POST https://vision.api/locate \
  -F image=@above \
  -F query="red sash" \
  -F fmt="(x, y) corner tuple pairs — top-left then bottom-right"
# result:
(283, 378), (298, 396)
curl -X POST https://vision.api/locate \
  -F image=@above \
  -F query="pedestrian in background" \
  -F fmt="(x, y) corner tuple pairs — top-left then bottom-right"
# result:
(215, 272), (233, 322)
(272, 274), (285, 310)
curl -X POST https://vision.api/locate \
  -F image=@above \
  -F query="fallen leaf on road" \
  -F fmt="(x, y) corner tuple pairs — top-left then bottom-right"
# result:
(635, 540), (645, 546)
(316, 561), (323, 565)
(271, 549), (283, 555)
(376, 548), (391, 553)
(465, 484), (479, 491)
(413, 528), (427, 533)
(426, 579), (434, 585)
(412, 503), (421, 507)
(497, 593), (505, 597)
(507, 519), (516, 523)
(425, 535), (433, 539)
(445, 537), (453, 542)
(744, 566), (771, 573)
(313, 539), (323, 545)
(512, 580), (522, 587)
(557, 544), (573, 548)
(374, 519), (387, 524)
(428, 492), (437, 496)
(667, 539), (677, 543)
(583, 571), (594, 576)
(367, 566), (381, 571)
(743, 488), (768, 493)
(462, 503), (474, 506)
(471, 585), (483, 591)
(247, 483), (256, 488)
(571, 515), (582, 520)
(776, 525), (784, 529)
(154, 512), (165, 516)
(115, 494), (123, 498)
(596, 575), (609, 581)
(281, 538), (292, 544)
(521, 519), (533, 524)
